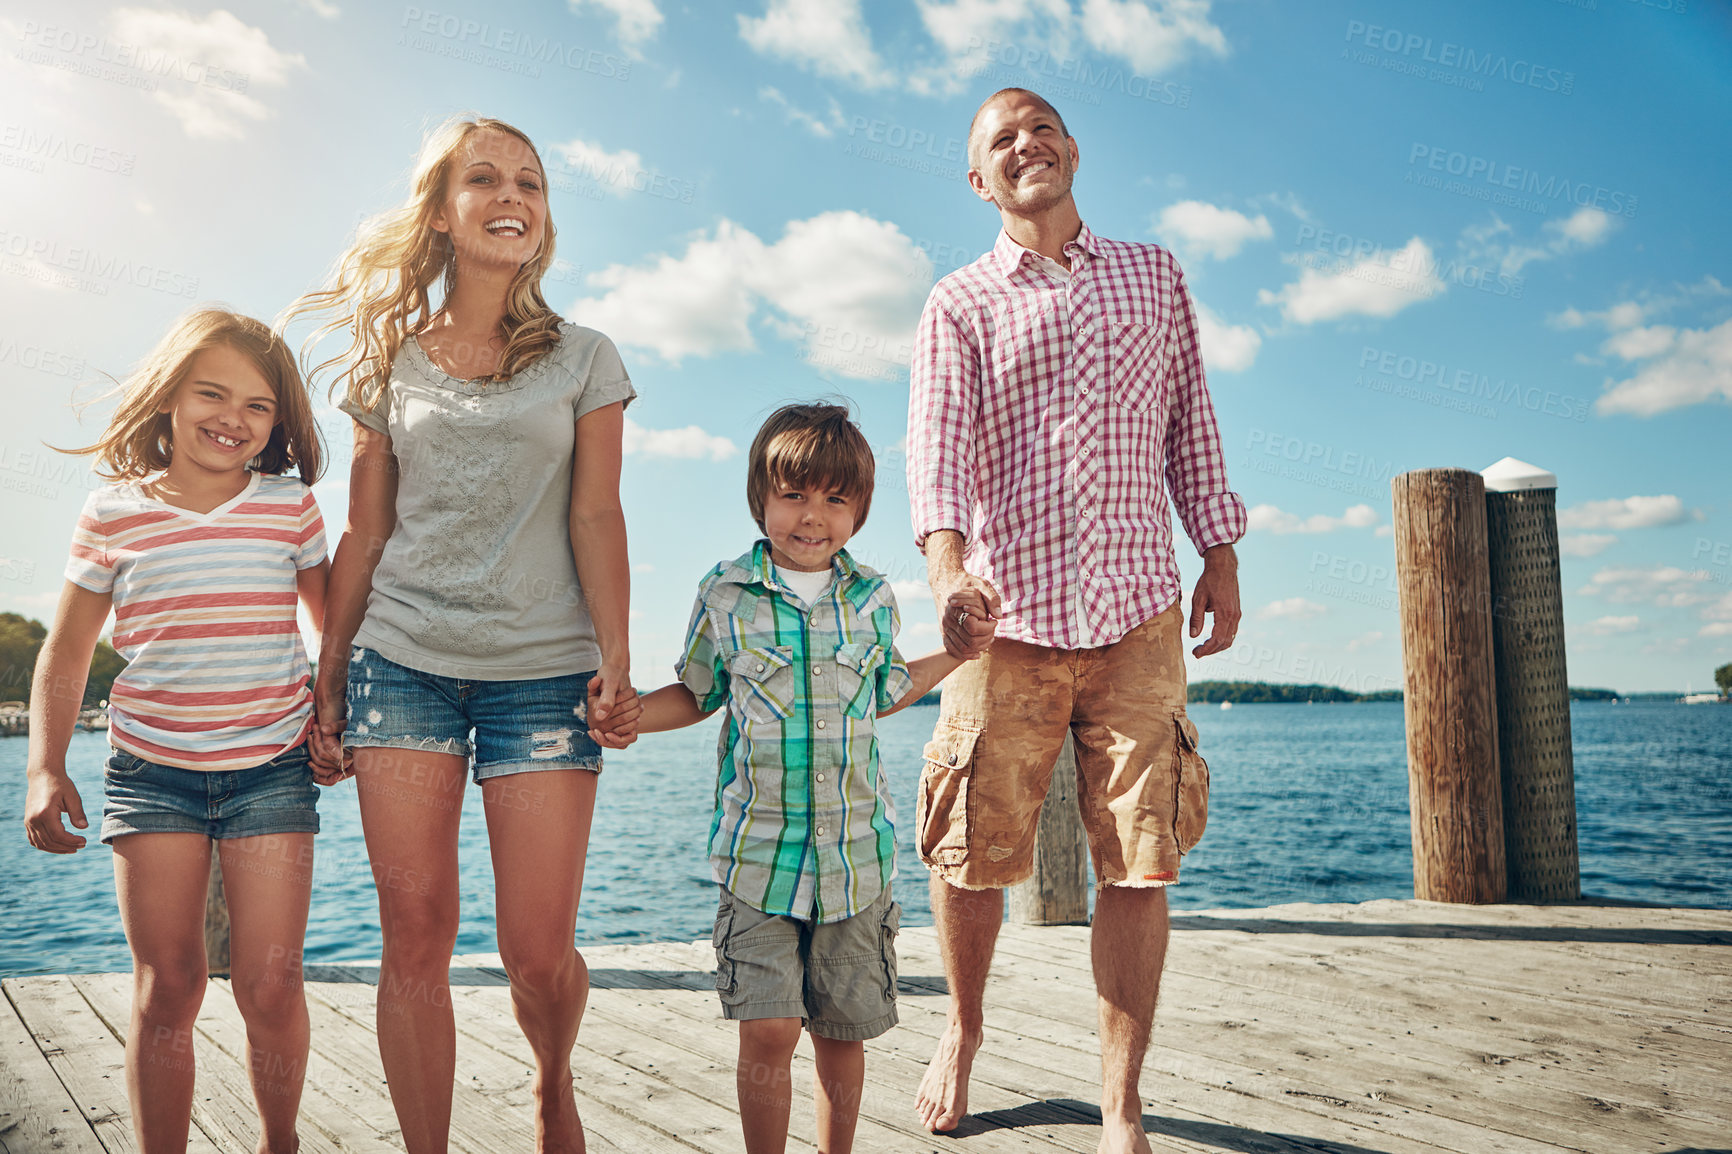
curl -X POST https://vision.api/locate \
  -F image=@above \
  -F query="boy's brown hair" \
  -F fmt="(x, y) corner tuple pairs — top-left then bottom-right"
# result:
(746, 403), (875, 534)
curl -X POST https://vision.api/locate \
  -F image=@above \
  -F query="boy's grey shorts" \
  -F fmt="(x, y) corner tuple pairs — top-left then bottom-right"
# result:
(712, 886), (900, 1041)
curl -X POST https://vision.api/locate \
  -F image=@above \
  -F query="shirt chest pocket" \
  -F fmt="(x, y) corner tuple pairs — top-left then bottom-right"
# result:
(833, 642), (886, 720)
(1106, 320), (1173, 414)
(727, 646), (796, 724)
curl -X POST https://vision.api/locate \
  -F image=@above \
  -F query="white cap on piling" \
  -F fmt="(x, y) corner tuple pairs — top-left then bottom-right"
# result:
(1481, 457), (1557, 492)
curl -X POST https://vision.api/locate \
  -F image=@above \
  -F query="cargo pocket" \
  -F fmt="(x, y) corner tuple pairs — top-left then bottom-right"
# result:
(726, 646), (796, 724)
(834, 641), (886, 719)
(880, 898), (902, 1001)
(1172, 710), (1210, 854)
(917, 722), (982, 868)
(1107, 320), (1173, 413)
(711, 898), (736, 999)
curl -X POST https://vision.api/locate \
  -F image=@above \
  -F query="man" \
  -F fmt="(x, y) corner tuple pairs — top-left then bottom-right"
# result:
(905, 88), (1245, 1154)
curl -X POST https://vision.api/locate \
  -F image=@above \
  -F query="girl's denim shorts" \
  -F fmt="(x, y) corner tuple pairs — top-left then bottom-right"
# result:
(101, 743), (319, 844)
(344, 646), (604, 782)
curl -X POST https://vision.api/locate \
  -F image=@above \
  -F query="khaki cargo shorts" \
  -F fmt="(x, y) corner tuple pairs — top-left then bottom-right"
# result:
(916, 603), (1210, 890)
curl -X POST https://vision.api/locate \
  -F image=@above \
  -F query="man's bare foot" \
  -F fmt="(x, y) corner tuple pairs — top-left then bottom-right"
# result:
(1097, 1111), (1151, 1154)
(916, 1024), (981, 1132)
(534, 1071), (585, 1154)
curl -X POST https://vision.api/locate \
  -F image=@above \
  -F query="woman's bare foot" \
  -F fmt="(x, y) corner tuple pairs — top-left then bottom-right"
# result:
(915, 1024), (981, 1132)
(534, 1070), (584, 1154)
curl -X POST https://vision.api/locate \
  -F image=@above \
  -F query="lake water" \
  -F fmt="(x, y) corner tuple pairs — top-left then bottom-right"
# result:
(3, 701), (1728, 977)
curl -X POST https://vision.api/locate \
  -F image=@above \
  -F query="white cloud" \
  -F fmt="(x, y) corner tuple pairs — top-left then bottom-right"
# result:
(1192, 300), (1260, 372)
(1258, 597), (1326, 620)
(572, 212), (931, 380)
(1346, 630), (1385, 652)
(621, 418), (737, 461)
(892, 579), (931, 605)
(1558, 495), (1692, 531)
(1559, 533), (1617, 558)
(108, 8), (304, 140)
(1465, 207), (1617, 277)
(295, 0), (340, 17)
(1578, 565), (1714, 608)
(1548, 205), (1616, 248)
(1590, 615), (1640, 635)
(1248, 503), (1377, 535)
(571, 0), (663, 50)
(1155, 201), (1271, 262)
(1602, 325), (1678, 361)
(1076, 0), (1228, 73)
(551, 138), (647, 197)
(1258, 238), (1443, 325)
(1702, 622), (1732, 638)
(1595, 317), (1732, 416)
(739, 0), (892, 88)
(759, 86), (844, 138)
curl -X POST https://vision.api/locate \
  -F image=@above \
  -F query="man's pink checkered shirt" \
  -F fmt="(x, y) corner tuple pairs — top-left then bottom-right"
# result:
(907, 224), (1247, 650)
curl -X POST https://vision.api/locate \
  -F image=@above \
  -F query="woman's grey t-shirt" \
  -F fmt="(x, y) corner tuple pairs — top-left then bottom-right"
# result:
(338, 322), (635, 680)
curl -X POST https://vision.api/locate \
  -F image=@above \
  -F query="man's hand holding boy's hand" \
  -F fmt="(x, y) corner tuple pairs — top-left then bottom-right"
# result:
(941, 588), (999, 660)
(587, 676), (642, 749)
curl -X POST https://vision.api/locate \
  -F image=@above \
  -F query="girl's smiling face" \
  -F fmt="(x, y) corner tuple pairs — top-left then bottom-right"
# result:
(159, 345), (279, 481)
(432, 126), (548, 272)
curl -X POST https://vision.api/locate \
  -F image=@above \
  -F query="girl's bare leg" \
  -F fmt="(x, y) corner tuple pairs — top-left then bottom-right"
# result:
(113, 832), (216, 1154)
(220, 832), (316, 1154)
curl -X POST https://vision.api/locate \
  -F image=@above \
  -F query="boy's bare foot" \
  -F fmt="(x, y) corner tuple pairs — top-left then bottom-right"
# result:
(1097, 1113), (1152, 1154)
(534, 1070), (584, 1154)
(915, 1024), (980, 1132)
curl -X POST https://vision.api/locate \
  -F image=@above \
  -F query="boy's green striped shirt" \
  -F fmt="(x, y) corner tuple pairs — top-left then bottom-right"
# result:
(678, 541), (914, 924)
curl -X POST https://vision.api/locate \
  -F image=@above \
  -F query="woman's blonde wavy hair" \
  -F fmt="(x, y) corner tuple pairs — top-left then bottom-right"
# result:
(283, 115), (563, 410)
(63, 307), (323, 484)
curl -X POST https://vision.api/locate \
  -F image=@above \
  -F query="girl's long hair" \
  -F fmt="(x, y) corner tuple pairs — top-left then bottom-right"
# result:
(63, 308), (323, 484)
(283, 115), (563, 410)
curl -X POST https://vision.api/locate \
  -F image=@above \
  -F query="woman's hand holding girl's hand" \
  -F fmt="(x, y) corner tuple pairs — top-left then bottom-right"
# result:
(587, 668), (641, 749)
(23, 771), (88, 854)
(310, 662), (354, 784)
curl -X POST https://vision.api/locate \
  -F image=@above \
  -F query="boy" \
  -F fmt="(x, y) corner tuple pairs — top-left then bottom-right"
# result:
(590, 403), (989, 1154)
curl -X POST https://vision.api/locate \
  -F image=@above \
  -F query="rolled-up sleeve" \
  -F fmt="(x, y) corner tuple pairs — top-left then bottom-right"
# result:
(1164, 270), (1247, 555)
(906, 296), (979, 547)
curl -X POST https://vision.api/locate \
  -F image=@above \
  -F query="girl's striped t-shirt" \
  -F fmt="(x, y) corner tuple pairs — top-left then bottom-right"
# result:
(65, 472), (328, 772)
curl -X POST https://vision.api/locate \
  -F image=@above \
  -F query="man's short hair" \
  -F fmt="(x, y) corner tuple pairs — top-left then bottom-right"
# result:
(746, 403), (876, 534)
(967, 87), (1070, 172)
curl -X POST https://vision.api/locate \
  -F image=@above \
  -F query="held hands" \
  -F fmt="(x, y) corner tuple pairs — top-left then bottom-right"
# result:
(23, 772), (88, 854)
(586, 662), (642, 749)
(309, 662), (353, 785)
(1189, 544), (1241, 658)
(936, 580), (1002, 660)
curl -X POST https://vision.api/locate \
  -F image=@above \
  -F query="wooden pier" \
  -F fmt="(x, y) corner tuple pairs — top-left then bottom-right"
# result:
(4, 899), (1728, 1153)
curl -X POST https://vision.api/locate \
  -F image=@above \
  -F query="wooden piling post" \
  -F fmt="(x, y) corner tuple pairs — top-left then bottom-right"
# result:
(1482, 458), (1580, 902)
(1392, 468), (1507, 903)
(1008, 735), (1090, 925)
(205, 847), (230, 978)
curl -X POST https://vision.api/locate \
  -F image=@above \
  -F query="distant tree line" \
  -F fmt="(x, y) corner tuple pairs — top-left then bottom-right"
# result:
(1717, 662), (1732, 697)
(0, 612), (126, 707)
(1187, 681), (1402, 704)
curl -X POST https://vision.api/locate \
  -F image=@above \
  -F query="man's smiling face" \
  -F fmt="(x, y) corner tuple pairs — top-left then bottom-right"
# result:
(968, 92), (1080, 216)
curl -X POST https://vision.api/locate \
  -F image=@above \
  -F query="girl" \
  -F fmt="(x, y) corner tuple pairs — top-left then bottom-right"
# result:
(23, 308), (331, 1154)
(285, 115), (635, 1154)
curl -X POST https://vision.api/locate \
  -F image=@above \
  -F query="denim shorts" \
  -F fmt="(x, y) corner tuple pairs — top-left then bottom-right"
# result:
(101, 743), (320, 844)
(344, 646), (604, 782)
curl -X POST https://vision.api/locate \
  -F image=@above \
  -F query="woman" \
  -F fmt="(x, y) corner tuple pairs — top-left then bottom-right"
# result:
(288, 115), (635, 1154)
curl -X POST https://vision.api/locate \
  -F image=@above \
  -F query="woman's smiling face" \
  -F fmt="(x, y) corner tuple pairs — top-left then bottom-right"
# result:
(432, 126), (549, 272)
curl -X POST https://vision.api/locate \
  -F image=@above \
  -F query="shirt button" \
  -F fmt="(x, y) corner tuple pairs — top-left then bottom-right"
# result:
(816, 719), (827, 730)
(817, 826), (828, 836)
(755, 663), (766, 672)
(816, 773), (826, 782)
(948, 753), (959, 765)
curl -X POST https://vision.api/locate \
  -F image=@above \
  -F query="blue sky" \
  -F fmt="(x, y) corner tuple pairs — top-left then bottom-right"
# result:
(1, 0), (1727, 693)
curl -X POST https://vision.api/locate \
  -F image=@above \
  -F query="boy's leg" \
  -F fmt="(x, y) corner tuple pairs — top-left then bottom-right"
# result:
(737, 1017), (802, 1154)
(111, 831), (215, 1154)
(219, 832), (315, 1154)
(810, 1034), (865, 1154)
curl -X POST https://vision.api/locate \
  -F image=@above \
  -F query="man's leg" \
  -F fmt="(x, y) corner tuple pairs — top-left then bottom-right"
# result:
(915, 877), (1001, 1131)
(1091, 885), (1168, 1154)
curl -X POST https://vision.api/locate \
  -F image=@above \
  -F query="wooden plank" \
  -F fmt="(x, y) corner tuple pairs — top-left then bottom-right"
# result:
(971, 930), (1728, 1150)
(300, 963), (701, 1153)
(617, 941), (1457, 1154)
(0, 988), (106, 1154)
(1, 976), (224, 1154)
(71, 972), (401, 1154)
